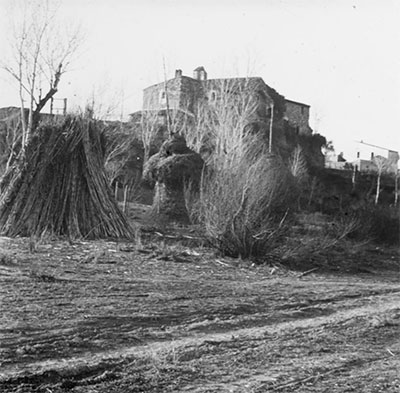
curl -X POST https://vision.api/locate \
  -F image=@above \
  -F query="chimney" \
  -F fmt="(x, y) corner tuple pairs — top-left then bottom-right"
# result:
(193, 66), (207, 81)
(175, 69), (182, 78)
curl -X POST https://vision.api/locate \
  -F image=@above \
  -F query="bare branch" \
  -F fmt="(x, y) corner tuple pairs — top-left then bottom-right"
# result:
(3, 0), (83, 150)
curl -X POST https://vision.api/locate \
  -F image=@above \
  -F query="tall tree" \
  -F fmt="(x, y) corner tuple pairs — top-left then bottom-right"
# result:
(373, 155), (390, 205)
(2, 0), (82, 155)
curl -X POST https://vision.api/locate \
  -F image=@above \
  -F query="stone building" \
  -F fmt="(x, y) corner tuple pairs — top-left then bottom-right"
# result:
(140, 66), (313, 136)
(284, 99), (312, 136)
(142, 69), (204, 114)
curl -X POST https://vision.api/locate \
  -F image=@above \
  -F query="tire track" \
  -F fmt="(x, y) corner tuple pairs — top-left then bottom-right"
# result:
(1, 290), (399, 384)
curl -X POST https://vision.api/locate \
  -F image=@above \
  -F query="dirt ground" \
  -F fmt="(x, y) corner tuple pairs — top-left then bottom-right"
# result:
(0, 218), (399, 392)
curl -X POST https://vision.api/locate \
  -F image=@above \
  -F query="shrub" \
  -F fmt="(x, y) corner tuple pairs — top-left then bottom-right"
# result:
(350, 205), (399, 245)
(280, 212), (361, 262)
(190, 135), (297, 258)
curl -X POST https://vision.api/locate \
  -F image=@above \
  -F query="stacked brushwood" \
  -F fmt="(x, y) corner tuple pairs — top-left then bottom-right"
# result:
(0, 116), (135, 239)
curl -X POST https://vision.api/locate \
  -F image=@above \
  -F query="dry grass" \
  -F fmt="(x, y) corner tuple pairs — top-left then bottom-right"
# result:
(280, 212), (362, 262)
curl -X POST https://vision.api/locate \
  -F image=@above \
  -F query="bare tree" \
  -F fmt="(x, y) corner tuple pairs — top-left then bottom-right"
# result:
(140, 109), (162, 165)
(209, 79), (259, 168)
(183, 78), (261, 169)
(183, 103), (211, 154)
(289, 145), (308, 179)
(2, 0), (82, 155)
(373, 155), (390, 205)
(104, 125), (132, 184)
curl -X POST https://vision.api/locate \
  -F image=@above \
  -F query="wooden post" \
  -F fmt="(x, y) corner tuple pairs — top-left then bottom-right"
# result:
(269, 103), (274, 153)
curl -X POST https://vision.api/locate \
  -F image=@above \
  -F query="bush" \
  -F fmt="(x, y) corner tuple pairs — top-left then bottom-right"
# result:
(350, 205), (399, 245)
(190, 136), (297, 258)
(279, 212), (361, 262)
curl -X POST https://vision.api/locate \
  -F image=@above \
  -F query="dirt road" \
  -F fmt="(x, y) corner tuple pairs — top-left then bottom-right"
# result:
(1, 236), (399, 392)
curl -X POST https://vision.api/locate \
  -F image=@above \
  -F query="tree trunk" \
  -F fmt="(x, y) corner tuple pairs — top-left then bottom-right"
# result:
(143, 146), (150, 166)
(114, 181), (119, 201)
(375, 173), (381, 205)
(351, 165), (357, 191)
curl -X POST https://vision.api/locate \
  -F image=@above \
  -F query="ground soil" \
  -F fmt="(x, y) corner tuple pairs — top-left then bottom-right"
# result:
(0, 207), (399, 392)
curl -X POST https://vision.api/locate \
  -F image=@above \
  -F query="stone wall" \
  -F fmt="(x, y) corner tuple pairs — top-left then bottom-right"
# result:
(178, 77), (203, 112)
(142, 76), (203, 112)
(284, 100), (312, 136)
(143, 78), (181, 111)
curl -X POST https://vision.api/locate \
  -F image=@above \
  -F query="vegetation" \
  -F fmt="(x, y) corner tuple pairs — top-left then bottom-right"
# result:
(2, 0), (82, 157)
(0, 1), (396, 252)
(103, 122), (144, 207)
(0, 5), (398, 393)
(193, 136), (296, 258)
(0, 116), (134, 239)
(0, 1), (135, 240)
(350, 205), (399, 246)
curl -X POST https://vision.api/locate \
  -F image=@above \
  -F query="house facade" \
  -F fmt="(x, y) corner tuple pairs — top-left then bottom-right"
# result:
(284, 99), (312, 136)
(141, 66), (313, 136)
(325, 141), (399, 175)
(352, 141), (399, 174)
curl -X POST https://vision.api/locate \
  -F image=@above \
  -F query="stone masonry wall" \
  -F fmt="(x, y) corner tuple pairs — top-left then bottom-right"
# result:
(142, 76), (204, 113)
(285, 100), (312, 136)
(143, 78), (182, 111)
(178, 77), (203, 112)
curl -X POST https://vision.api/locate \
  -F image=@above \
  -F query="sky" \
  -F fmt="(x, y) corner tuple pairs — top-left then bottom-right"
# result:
(0, 0), (399, 160)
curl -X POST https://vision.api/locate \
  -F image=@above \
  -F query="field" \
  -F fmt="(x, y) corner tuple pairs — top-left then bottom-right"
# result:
(0, 215), (399, 393)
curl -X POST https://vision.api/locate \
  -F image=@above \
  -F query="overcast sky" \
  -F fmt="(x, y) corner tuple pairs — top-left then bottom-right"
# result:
(0, 0), (399, 159)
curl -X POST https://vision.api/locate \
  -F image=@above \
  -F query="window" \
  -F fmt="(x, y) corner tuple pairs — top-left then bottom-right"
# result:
(159, 90), (166, 103)
(209, 90), (217, 102)
(301, 106), (305, 115)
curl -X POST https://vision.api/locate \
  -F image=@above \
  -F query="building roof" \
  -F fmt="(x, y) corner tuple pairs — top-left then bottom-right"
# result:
(285, 99), (310, 108)
(357, 140), (398, 154)
(0, 106), (22, 120)
(143, 75), (200, 91)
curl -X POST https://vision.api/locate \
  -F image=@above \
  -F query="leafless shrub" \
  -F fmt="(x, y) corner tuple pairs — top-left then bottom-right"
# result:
(177, 77), (297, 258)
(350, 205), (399, 245)
(191, 135), (297, 258)
(289, 145), (308, 181)
(281, 213), (361, 261)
